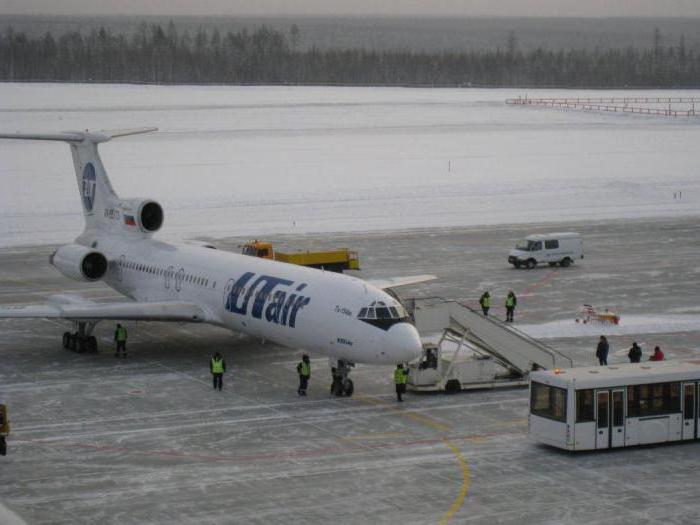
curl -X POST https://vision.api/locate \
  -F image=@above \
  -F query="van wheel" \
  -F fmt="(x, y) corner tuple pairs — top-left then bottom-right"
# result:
(525, 259), (536, 270)
(560, 257), (571, 268)
(513, 261), (522, 269)
(445, 379), (461, 394)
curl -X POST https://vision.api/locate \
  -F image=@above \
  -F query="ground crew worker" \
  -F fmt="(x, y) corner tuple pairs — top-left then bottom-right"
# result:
(114, 323), (127, 357)
(505, 290), (517, 322)
(596, 335), (609, 366)
(297, 354), (311, 396)
(649, 346), (665, 361)
(394, 363), (409, 402)
(479, 291), (492, 316)
(628, 342), (642, 363)
(210, 352), (226, 391)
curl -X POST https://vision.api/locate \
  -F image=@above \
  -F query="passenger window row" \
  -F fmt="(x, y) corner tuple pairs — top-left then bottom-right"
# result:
(119, 260), (212, 287)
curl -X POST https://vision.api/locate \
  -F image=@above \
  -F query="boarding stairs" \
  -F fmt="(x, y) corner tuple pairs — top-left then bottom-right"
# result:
(409, 297), (572, 376)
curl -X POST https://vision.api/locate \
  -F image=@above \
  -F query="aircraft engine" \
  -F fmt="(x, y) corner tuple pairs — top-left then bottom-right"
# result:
(50, 244), (108, 282)
(121, 198), (164, 233)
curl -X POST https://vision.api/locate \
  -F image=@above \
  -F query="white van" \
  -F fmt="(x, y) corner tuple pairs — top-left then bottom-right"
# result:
(508, 232), (583, 269)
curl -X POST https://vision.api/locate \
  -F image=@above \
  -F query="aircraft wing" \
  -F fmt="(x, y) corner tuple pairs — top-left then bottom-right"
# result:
(365, 274), (437, 290)
(0, 300), (207, 323)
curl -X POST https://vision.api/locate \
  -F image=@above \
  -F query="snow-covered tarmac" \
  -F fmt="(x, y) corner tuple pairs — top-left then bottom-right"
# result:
(2, 216), (700, 524)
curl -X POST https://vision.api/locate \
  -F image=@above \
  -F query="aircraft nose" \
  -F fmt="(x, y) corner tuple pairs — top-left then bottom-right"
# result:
(387, 323), (423, 363)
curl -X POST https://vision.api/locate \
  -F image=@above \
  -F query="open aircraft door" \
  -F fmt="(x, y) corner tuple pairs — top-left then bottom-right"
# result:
(682, 382), (696, 440)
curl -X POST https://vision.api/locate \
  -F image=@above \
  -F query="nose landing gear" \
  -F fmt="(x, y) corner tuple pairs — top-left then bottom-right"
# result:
(331, 359), (355, 397)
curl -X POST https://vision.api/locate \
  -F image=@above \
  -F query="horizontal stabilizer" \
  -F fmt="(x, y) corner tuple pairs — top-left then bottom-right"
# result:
(0, 127), (157, 144)
(365, 274), (437, 290)
(0, 300), (206, 322)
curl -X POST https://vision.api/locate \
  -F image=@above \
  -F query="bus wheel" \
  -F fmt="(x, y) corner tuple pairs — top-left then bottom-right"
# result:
(445, 379), (461, 394)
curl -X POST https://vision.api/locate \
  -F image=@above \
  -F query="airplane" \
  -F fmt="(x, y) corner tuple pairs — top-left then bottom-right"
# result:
(0, 128), (434, 396)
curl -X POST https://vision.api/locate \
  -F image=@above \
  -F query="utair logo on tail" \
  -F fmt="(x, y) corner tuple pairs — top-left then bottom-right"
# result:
(82, 162), (96, 212)
(224, 272), (310, 328)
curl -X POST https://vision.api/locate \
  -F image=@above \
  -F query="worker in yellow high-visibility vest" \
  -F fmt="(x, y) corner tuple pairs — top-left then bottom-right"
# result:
(297, 354), (311, 396)
(394, 363), (409, 402)
(114, 323), (128, 358)
(210, 352), (226, 391)
(479, 291), (492, 316)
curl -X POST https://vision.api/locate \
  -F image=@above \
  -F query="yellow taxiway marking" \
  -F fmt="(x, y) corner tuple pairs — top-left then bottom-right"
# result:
(354, 396), (470, 523)
(439, 439), (471, 525)
(356, 395), (452, 432)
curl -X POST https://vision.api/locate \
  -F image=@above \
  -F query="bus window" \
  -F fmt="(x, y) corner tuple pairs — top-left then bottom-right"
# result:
(627, 382), (681, 417)
(575, 390), (594, 423)
(531, 382), (567, 422)
(597, 392), (609, 428)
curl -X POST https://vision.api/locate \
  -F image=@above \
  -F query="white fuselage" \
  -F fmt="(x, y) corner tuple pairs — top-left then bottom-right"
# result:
(92, 234), (422, 365)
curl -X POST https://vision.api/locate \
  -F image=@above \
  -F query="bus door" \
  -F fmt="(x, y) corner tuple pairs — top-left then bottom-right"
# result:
(682, 382), (696, 440)
(596, 390), (610, 449)
(610, 389), (625, 447)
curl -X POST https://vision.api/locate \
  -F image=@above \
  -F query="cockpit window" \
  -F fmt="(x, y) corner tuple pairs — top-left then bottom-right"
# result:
(376, 307), (391, 319)
(357, 300), (410, 330)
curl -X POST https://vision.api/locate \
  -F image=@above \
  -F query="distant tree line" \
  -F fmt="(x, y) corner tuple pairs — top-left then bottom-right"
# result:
(1, 22), (699, 88)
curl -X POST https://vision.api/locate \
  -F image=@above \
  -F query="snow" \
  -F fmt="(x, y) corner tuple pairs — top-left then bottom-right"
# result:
(518, 314), (700, 339)
(1, 83), (699, 247)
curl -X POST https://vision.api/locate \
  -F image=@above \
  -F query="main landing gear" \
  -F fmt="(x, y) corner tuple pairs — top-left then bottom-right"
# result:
(62, 321), (98, 353)
(331, 360), (355, 397)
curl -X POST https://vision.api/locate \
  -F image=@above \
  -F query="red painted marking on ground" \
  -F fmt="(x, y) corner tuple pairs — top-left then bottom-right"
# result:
(128, 389), (144, 395)
(520, 269), (559, 298)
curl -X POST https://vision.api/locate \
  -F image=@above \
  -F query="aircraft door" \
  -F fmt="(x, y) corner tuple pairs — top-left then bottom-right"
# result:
(164, 265), (174, 290)
(175, 268), (184, 292)
(118, 255), (126, 282)
(682, 382), (696, 440)
(610, 389), (625, 447)
(596, 390), (610, 449)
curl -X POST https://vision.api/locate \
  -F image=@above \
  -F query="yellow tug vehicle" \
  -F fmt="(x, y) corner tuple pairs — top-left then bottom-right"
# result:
(242, 240), (360, 273)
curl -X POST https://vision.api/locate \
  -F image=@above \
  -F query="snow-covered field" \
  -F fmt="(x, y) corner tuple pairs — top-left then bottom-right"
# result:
(1, 83), (699, 247)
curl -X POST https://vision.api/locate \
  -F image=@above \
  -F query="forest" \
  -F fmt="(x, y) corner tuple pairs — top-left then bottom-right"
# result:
(1, 21), (698, 88)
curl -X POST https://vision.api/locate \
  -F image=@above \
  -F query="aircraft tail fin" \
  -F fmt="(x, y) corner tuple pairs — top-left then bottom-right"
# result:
(0, 128), (157, 231)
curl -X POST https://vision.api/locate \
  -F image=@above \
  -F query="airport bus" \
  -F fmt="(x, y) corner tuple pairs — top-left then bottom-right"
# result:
(529, 360), (700, 451)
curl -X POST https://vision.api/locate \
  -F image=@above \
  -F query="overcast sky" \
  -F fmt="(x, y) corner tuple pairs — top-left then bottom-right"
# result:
(2, 0), (700, 18)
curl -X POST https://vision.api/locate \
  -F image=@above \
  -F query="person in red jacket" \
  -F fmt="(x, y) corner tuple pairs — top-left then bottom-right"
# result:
(649, 346), (665, 361)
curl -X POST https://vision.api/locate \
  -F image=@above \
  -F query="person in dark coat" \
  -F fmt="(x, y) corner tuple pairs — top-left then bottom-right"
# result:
(505, 290), (517, 322)
(628, 342), (642, 363)
(595, 335), (609, 366)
